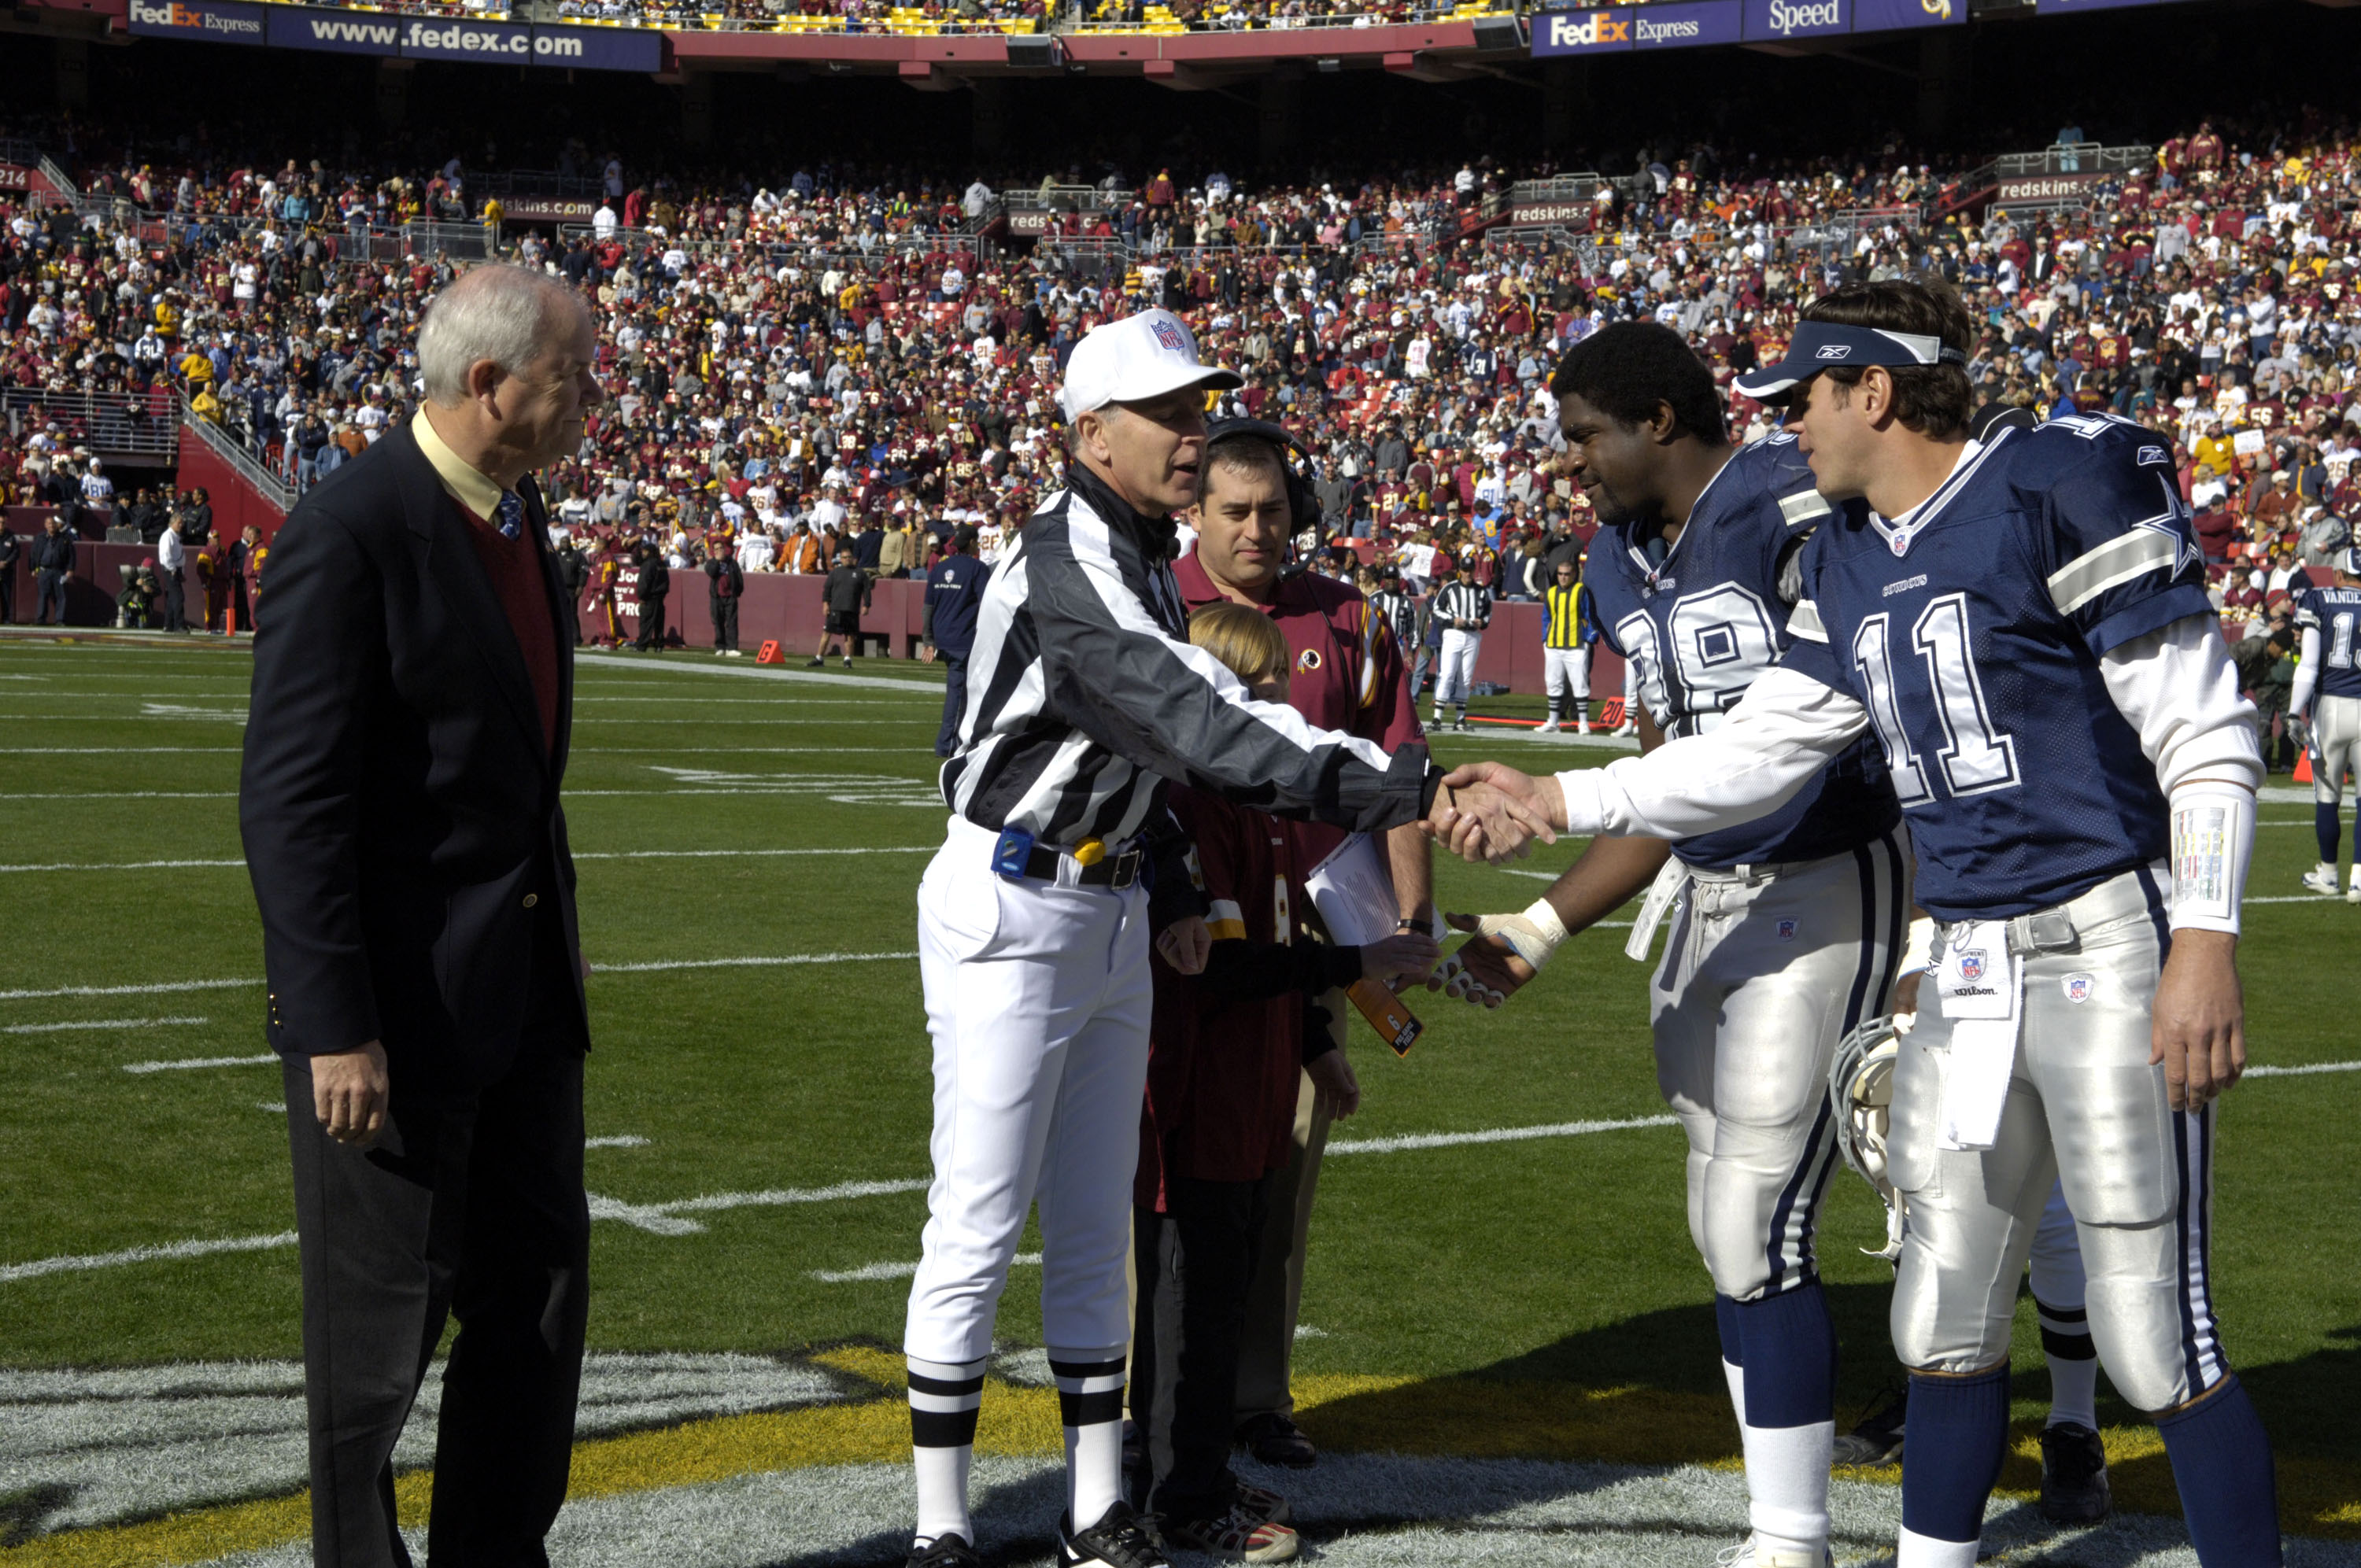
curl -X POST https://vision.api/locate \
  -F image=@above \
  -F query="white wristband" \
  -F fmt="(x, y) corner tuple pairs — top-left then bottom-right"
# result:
(1503, 898), (1572, 969)
(2169, 779), (2253, 935)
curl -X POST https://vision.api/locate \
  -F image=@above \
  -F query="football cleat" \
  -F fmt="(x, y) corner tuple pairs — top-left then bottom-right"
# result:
(1233, 1481), (1291, 1526)
(1713, 1538), (1834, 1567)
(2302, 864), (2341, 896)
(1058, 1500), (1169, 1568)
(1536, 721), (1561, 733)
(1235, 1412), (1318, 1468)
(906, 1533), (981, 1568)
(1832, 1383), (1908, 1467)
(2348, 876), (2361, 905)
(2038, 1421), (2112, 1523)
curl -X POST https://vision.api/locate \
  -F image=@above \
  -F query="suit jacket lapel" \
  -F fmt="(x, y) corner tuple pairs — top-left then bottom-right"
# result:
(394, 423), (547, 768)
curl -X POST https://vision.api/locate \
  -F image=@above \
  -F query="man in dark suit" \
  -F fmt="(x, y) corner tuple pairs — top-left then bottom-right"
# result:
(240, 263), (604, 1568)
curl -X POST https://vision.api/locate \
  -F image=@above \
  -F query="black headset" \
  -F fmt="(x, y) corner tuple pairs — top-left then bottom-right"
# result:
(1204, 415), (1319, 537)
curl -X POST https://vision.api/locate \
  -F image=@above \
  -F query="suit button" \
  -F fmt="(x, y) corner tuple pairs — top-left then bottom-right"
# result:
(523, 893), (539, 909)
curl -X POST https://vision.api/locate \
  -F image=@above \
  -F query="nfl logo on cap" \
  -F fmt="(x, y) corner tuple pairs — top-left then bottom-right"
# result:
(1151, 319), (1187, 352)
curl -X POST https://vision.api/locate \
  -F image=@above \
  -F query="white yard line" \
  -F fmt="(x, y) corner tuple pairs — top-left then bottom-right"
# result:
(588, 1177), (933, 1236)
(0, 1231), (298, 1285)
(2244, 1060), (2361, 1078)
(586, 1134), (652, 1149)
(595, 952), (917, 974)
(0, 858), (244, 873)
(0, 847), (933, 873)
(3, 1016), (209, 1035)
(1328, 1113), (1679, 1156)
(122, 1053), (276, 1074)
(0, 977), (259, 1001)
(575, 650), (947, 695)
(0, 747), (242, 754)
(0, 791), (237, 800)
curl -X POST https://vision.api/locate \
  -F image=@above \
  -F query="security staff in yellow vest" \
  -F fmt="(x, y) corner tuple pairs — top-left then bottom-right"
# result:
(1537, 556), (1597, 734)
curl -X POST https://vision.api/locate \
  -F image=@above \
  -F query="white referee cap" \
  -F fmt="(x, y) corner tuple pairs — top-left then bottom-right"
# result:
(1057, 310), (1241, 423)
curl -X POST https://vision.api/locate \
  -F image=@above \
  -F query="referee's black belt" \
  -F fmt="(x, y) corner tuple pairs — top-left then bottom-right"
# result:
(1018, 844), (1144, 889)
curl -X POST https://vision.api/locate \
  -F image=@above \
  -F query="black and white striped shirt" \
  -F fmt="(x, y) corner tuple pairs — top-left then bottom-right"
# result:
(1432, 578), (1493, 633)
(941, 465), (1436, 847)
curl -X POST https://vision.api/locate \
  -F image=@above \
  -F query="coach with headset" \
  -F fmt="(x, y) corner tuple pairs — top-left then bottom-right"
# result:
(1173, 417), (1434, 1468)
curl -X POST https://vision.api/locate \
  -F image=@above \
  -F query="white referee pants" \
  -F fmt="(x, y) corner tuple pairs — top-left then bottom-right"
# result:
(906, 817), (1152, 1365)
(1435, 629), (1481, 708)
(1543, 646), (1591, 713)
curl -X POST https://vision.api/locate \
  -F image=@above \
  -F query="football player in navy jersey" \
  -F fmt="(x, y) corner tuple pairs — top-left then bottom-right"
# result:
(1438, 282), (2278, 1568)
(1436, 323), (1908, 1568)
(2289, 546), (2361, 900)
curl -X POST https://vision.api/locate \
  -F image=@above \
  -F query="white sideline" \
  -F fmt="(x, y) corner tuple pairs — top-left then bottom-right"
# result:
(3, 1016), (209, 1035)
(123, 1053), (276, 1074)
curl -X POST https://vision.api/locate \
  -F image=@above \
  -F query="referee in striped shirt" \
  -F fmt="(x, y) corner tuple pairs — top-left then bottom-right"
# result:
(900, 310), (1546, 1568)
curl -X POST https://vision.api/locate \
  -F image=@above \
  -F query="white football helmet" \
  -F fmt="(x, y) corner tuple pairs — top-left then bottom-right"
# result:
(1827, 1013), (1907, 1264)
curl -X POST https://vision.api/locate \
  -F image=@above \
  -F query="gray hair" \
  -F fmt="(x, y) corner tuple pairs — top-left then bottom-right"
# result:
(417, 264), (581, 405)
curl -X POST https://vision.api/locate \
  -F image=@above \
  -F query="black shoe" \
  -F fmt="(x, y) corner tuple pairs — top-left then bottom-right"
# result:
(2039, 1421), (2111, 1522)
(907, 1533), (981, 1568)
(1832, 1383), (1907, 1467)
(806, 656), (824, 667)
(1058, 1499), (1168, 1568)
(1234, 1411), (1317, 1468)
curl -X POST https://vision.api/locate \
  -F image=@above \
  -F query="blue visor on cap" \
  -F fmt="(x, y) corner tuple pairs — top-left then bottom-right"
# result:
(1734, 319), (1968, 400)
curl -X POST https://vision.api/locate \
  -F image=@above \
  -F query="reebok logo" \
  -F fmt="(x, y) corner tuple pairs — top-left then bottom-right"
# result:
(1546, 11), (1630, 46)
(1815, 343), (1852, 360)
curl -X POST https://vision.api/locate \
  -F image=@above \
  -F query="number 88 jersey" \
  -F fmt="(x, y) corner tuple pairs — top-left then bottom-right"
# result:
(1586, 434), (1901, 871)
(1781, 415), (2214, 921)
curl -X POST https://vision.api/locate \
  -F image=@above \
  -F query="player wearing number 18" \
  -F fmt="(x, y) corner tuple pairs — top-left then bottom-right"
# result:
(1439, 281), (2281, 1566)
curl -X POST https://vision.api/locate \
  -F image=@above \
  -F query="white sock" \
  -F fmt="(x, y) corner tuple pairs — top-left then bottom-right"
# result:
(2047, 1354), (2100, 1432)
(908, 1355), (988, 1544)
(1722, 1358), (1748, 1427)
(1897, 1524), (1982, 1567)
(1051, 1348), (1127, 1529)
(1738, 1419), (1834, 1553)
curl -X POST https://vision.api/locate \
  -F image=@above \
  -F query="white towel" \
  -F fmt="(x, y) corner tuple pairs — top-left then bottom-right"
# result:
(1624, 856), (1692, 962)
(1935, 921), (2023, 1153)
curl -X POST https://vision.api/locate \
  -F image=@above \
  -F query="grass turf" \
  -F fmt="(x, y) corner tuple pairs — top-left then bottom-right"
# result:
(0, 636), (2355, 1529)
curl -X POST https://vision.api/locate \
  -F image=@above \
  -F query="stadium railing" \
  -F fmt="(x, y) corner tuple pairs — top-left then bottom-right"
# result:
(2, 388), (181, 465)
(179, 395), (300, 515)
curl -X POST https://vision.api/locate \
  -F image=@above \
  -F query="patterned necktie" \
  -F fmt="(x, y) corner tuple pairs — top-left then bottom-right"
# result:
(495, 491), (524, 540)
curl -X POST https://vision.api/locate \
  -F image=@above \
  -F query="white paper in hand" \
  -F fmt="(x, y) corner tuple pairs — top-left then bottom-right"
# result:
(1304, 832), (1398, 948)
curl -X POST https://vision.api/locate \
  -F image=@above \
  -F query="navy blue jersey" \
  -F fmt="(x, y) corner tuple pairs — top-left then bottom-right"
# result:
(1781, 414), (2212, 921)
(2293, 582), (2361, 701)
(1587, 434), (1899, 870)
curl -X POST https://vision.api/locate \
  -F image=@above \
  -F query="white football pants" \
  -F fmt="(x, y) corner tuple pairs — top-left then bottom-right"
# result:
(1651, 829), (1912, 1300)
(2311, 693), (2359, 804)
(905, 816), (1151, 1365)
(1543, 646), (1591, 712)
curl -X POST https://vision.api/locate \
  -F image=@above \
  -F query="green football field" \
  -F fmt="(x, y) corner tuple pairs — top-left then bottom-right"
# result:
(1, 633), (2356, 1566)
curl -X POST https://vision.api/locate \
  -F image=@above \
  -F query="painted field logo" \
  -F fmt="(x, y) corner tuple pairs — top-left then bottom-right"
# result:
(1956, 949), (1986, 983)
(1151, 319), (1188, 352)
(2063, 972), (2095, 1004)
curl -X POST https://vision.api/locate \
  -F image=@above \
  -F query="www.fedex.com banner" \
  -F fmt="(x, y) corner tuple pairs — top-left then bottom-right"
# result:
(1534, 0), (1952, 53)
(137, 1), (660, 70)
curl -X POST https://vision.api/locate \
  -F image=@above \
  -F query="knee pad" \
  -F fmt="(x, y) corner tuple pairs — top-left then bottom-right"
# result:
(1890, 1245), (2015, 1374)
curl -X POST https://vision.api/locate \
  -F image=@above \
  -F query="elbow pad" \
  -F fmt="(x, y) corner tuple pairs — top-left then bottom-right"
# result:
(2168, 780), (2253, 935)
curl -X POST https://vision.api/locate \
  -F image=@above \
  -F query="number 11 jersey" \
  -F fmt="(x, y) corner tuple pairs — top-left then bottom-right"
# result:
(1781, 415), (2214, 921)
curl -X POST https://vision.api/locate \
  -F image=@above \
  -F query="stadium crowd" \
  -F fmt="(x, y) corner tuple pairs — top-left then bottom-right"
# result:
(3, 109), (2358, 738)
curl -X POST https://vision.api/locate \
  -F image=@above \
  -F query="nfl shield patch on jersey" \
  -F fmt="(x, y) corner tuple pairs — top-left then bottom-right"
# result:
(2063, 972), (2096, 1004)
(1776, 918), (1798, 942)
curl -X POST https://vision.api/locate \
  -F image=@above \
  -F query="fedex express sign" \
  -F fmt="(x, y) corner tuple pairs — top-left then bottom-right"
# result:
(1533, 1), (1740, 51)
(127, 0), (266, 42)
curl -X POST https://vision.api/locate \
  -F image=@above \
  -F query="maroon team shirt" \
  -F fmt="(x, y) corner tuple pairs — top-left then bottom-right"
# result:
(1173, 552), (1423, 873)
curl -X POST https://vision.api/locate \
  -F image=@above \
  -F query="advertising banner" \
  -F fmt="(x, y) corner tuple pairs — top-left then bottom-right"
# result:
(125, 0), (266, 45)
(501, 198), (604, 223)
(2034, 0), (2161, 12)
(1531, 8), (1638, 53)
(1992, 170), (2108, 204)
(1506, 200), (1597, 228)
(1851, 0), (1960, 28)
(1741, 0), (1849, 42)
(1628, 1), (1742, 48)
(251, 6), (660, 68)
(531, 24), (663, 71)
(396, 15), (537, 63)
(266, 6), (398, 52)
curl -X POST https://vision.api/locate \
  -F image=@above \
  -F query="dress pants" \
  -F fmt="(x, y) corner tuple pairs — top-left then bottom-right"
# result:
(161, 570), (186, 630)
(712, 596), (739, 653)
(0, 567), (13, 623)
(935, 655), (968, 758)
(281, 940), (589, 1568)
(635, 593), (667, 649)
(1132, 1171), (1280, 1520)
(36, 569), (68, 625)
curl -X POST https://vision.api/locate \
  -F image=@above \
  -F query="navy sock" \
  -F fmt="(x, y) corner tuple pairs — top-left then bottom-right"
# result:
(1737, 1282), (1838, 1427)
(2158, 1374), (2283, 1566)
(2318, 802), (2341, 867)
(1901, 1365), (2009, 1544)
(1715, 1293), (1744, 1369)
